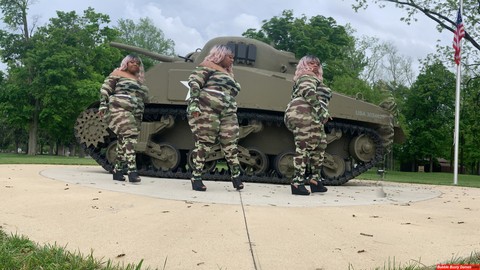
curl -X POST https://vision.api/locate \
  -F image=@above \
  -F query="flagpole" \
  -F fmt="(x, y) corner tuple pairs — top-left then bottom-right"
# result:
(453, 59), (461, 185)
(453, 0), (463, 185)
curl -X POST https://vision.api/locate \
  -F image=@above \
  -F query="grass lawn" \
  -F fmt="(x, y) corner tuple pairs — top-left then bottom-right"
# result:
(0, 153), (97, 165)
(357, 169), (480, 188)
(0, 230), (146, 270)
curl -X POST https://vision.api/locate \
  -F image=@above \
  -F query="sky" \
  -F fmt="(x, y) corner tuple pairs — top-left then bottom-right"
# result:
(4, 0), (454, 74)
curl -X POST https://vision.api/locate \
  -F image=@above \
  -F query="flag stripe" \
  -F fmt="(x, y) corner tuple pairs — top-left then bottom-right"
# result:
(453, 8), (465, 65)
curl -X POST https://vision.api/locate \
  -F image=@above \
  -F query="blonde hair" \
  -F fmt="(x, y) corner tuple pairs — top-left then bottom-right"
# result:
(204, 45), (234, 73)
(294, 55), (323, 81)
(118, 54), (145, 83)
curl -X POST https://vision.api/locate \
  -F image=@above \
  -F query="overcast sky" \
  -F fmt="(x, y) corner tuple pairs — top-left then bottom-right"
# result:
(6, 0), (454, 74)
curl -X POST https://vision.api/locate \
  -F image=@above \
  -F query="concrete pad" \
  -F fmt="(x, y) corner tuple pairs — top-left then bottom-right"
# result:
(1, 164), (479, 270)
(40, 166), (442, 207)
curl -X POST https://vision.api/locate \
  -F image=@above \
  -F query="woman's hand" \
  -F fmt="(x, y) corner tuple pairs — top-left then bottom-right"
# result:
(322, 116), (332, 124)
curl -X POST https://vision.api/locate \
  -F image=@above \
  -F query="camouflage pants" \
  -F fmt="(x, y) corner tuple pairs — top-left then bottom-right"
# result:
(107, 106), (142, 174)
(114, 135), (138, 173)
(187, 93), (241, 180)
(285, 103), (327, 184)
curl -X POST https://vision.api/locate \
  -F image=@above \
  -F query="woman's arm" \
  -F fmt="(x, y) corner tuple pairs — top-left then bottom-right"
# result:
(187, 66), (212, 114)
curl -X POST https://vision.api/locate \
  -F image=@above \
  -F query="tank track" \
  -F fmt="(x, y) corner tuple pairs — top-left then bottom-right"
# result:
(79, 105), (385, 186)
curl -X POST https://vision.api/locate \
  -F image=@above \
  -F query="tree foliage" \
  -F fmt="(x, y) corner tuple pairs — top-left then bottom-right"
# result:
(0, 0), (38, 154)
(29, 8), (121, 147)
(399, 61), (455, 169)
(357, 37), (415, 87)
(459, 76), (480, 173)
(115, 17), (175, 69)
(0, 0), (38, 38)
(0, 6), (121, 154)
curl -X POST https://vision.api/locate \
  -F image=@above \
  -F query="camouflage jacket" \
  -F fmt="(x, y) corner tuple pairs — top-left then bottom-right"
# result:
(98, 75), (149, 116)
(291, 74), (332, 122)
(187, 65), (241, 114)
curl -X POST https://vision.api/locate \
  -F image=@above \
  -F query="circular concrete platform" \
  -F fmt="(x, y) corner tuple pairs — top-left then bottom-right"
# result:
(40, 166), (442, 207)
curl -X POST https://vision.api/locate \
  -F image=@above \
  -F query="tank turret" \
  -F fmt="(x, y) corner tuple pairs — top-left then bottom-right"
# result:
(74, 36), (403, 185)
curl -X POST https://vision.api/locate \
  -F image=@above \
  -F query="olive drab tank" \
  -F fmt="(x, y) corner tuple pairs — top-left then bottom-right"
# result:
(74, 36), (404, 185)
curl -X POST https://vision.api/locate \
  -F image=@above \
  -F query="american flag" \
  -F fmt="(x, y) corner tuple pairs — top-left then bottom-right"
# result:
(453, 8), (465, 65)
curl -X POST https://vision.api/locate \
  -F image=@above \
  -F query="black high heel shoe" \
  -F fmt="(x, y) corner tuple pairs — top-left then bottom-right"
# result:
(291, 184), (310, 195)
(128, 172), (141, 183)
(112, 171), (125, 181)
(309, 179), (328, 193)
(191, 179), (207, 191)
(232, 177), (244, 190)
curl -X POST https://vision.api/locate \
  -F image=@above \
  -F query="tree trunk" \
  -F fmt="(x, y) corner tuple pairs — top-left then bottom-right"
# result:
(77, 143), (85, 158)
(15, 142), (19, 153)
(460, 134), (464, 174)
(58, 143), (65, 156)
(27, 101), (39, 156)
(429, 156), (433, 172)
(69, 143), (76, 157)
(49, 141), (55, 155)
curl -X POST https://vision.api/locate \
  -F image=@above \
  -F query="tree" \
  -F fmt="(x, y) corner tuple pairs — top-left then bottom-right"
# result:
(0, 69), (32, 152)
(115, 17), (175, 69)
(29, 8), (121, 153)
(0, 0), (38, 155)
(351, 0), (480, 70)
(357, 37), (415, 87)
(0, 72), (18, 152)
(459, 76), (480, 173)
(400, 61), (456, 171)
(0, 0), (38, 39)
(0, 7), (121, 155)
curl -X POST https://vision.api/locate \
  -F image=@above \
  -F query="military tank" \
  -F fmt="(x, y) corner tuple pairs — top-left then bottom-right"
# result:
(74, 36), (403, 185)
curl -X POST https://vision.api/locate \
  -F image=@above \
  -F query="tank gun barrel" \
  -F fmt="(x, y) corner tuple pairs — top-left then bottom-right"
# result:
(110, 42), (180, 62)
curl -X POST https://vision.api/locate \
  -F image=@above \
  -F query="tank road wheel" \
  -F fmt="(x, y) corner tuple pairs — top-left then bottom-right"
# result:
(273, 151), (295, 178)
(187, 150), (217, 173)
(240, 148), (269, 175)
(151, 143), (181, 171)
(349, 134), (376, 162)
(323, 154), (346, 179)
(105, 140), (118, 164)
(74, 108), (110, 148)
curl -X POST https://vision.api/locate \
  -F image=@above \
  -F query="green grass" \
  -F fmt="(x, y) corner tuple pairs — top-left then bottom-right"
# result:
(0, 231), (477, 270)
(349, 252), (480, 270)
(0, 230), (478, 270)
(0, 230), (151, 270)
(357, 169), (480, 188)
(0, 153), (97, 165)
(1, 153), (479, 269)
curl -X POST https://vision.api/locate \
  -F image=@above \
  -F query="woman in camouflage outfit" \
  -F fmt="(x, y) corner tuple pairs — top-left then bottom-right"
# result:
(187, 45), (243, 191)
(98, 55), (149, 183)
(284, 55), (331, 195)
